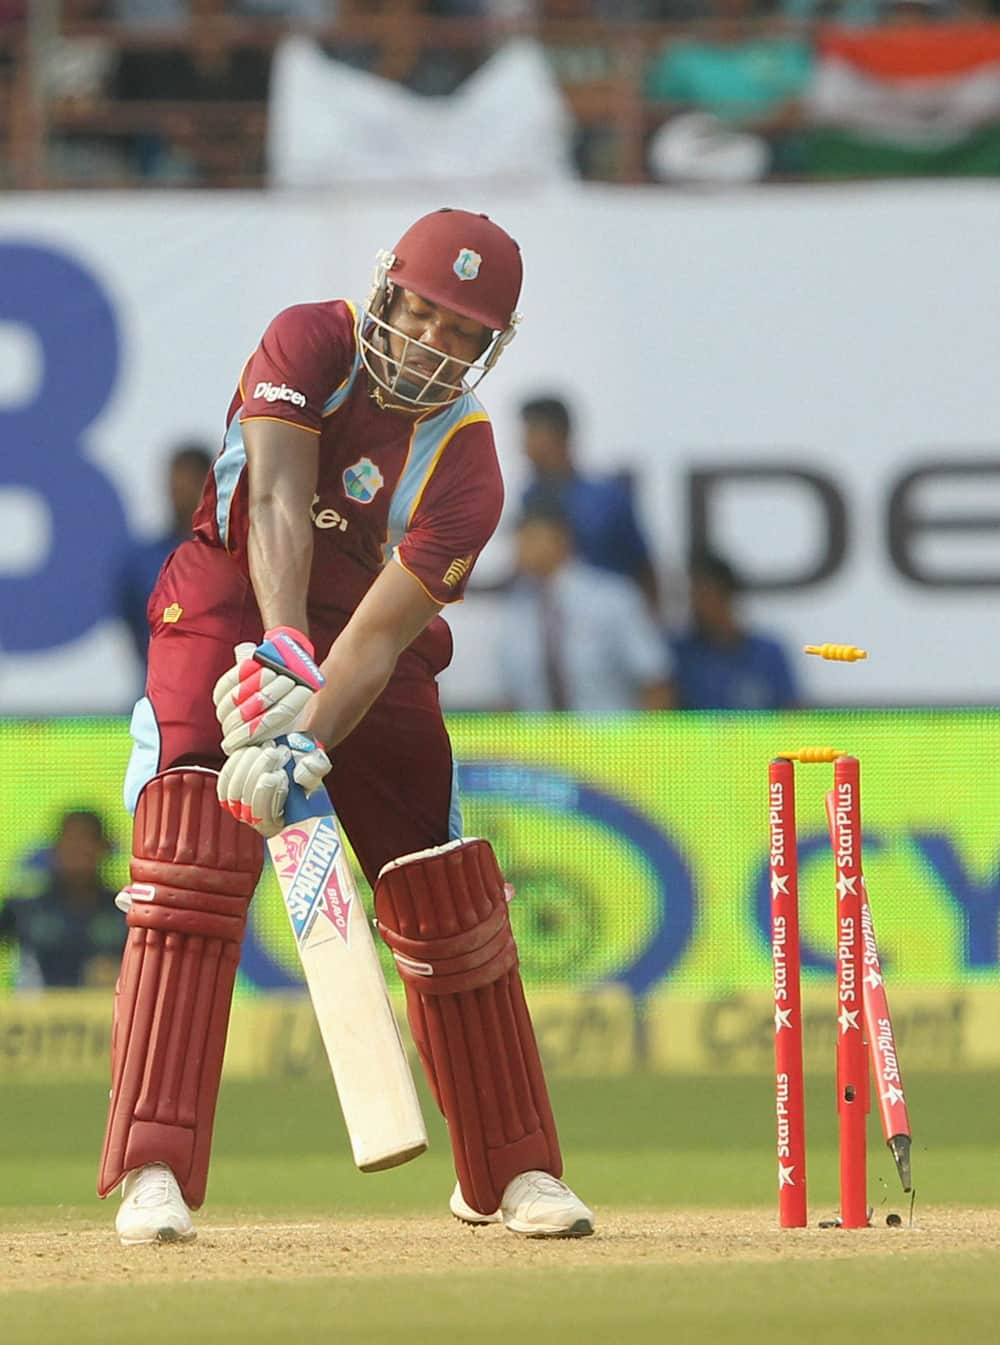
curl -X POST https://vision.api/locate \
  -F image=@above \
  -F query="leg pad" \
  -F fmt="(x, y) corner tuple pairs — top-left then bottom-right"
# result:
(97, 769), (262, 1208)
(375, 838), (562, 1215)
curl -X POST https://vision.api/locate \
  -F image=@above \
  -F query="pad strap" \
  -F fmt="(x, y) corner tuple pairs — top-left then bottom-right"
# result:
(375, 838), (561, 1215)
(97, 769), (262, 1208)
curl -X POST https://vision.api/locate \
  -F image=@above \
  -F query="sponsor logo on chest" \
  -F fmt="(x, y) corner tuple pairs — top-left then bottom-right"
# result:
(311, 494), (348, 532)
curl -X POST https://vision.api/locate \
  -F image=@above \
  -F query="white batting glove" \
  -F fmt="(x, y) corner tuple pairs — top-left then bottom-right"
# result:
(218, 742), (288, 837)
(217, 735), (332, 838)
(213, 629), (325, 756)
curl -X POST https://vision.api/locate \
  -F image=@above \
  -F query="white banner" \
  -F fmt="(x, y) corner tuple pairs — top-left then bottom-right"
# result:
(1, 182), (998, 711)
(267, 38), (576, 188)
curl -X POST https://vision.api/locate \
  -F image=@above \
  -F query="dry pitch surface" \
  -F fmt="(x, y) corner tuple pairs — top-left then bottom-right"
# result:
(3, 1208), (998, 1291)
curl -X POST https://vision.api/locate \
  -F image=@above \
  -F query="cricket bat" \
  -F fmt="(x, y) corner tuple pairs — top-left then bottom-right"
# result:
(265, 743), (428, 1172)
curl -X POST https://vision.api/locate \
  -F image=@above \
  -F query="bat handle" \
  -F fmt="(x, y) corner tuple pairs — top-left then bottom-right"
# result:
(274, 737), (333, 826)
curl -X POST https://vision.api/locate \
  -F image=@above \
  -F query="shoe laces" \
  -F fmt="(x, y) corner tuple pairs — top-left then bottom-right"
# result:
(519, 1172), (568, 1198)
(131, 1164), (175, 1208)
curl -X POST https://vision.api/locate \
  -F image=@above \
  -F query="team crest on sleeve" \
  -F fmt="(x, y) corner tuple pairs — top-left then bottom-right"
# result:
(342, 457), (384, 504)
(453, 249), (482, 281)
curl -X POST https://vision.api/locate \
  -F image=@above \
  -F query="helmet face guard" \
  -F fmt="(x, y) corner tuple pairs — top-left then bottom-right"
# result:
(359, 209), (523, 410)
(360, 253), (519, 409)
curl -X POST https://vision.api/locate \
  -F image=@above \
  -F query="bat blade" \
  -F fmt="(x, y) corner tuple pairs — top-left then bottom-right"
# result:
(267, 780), (427, 1172)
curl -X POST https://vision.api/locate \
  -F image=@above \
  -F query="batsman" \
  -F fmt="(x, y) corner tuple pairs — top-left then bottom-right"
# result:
(98, 208), (594, 1245)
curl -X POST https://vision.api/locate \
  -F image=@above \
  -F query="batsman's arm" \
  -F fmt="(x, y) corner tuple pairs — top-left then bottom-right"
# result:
(244, 418), (319, 636)
(297, 561), (442, 749)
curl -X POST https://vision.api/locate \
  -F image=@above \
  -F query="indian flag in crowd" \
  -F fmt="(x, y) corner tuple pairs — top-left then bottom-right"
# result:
(807, 26), (1000, 175)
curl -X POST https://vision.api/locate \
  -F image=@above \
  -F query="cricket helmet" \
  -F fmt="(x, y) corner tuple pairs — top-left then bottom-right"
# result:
(359, 208), (523, 409)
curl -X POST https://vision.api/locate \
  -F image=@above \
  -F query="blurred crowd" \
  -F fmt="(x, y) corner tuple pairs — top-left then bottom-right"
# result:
(492, 393), (800, 713)
(2, 0), (1000, 184)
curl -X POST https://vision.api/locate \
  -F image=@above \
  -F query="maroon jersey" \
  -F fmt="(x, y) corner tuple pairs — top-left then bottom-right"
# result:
(193, 300), (504, 623)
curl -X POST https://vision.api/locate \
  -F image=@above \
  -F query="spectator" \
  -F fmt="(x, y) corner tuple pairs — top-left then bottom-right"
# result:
(645, 0), (813, 184)
(110, 2), (272, 182)
(112, 0), (188, 19)
(519, 395), (660, 610)
(881, 0), (956, 23)
(390, 0), (491, 95)
(669, 549), (799, 709)
(229, 0), (333, 18)
(106, 0), (191, 173)
(780, 0), (878, 26)
(0, 0), (26, 155)
(117, 442), (212, 661)
(0, 810), (124, 988)
(498, 499), (673, 710)
(33, 1), (121, 184)
(0, 0), (27, 60)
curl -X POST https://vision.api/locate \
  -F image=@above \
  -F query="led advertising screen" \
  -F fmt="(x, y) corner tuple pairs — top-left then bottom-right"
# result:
(1, 712), (995, 996)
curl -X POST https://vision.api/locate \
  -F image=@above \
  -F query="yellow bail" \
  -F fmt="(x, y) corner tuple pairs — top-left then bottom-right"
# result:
(776, 747), (848, 763)
(803, 643), (868, 663)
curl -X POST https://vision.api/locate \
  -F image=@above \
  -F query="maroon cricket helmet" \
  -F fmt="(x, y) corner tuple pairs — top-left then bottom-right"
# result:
(387, 208), (523, 332)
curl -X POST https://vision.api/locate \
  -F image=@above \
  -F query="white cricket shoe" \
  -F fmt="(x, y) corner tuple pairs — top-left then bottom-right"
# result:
(449, 1183), (502, 1226)
(501, 1171), (594, 1237)
(450, 1171), (594, 1238)
(116, 1163), (196, 1246)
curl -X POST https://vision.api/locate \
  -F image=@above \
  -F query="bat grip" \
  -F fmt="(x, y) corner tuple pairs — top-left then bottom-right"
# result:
(277, 742), (333, 826)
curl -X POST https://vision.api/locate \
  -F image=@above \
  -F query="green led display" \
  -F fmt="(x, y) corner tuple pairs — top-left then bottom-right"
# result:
(1, 711), (997, 994)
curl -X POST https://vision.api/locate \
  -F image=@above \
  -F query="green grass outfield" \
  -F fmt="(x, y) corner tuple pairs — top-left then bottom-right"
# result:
(3, 1072), (999, 1343)
(5, 1257), (1000, 1345)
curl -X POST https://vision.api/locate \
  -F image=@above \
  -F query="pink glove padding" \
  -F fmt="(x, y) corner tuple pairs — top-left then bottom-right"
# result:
(213, 630), (324, 755)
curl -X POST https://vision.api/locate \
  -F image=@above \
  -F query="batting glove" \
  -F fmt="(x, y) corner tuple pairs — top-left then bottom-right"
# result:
(218, 733), (332, 837)
(213, 628), (325, 756)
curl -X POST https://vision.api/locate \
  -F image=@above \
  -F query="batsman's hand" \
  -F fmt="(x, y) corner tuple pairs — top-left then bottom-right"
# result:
(214, 628), (325, 755)
(218, 733), (332, 838)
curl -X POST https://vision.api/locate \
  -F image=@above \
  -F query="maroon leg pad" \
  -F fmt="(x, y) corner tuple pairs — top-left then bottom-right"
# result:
(97, 769), (263, 1208)
(374, 839), (562, 1215)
